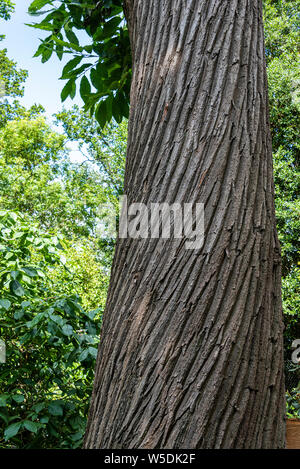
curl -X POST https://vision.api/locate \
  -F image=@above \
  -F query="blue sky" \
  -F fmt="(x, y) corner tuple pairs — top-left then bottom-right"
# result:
(1, 1), (93, 161)
(1, 0), (83, 117)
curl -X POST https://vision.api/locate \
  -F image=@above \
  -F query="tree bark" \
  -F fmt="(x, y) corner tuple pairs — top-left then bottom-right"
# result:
(84, 0), (285, 449)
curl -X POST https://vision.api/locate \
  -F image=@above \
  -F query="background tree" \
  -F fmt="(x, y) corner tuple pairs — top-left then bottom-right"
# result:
(263, 0), (300, 364)
(55, 106), (126, 198)
(0, 0), (14, 21)
(27, 0), (131, 128)
(263, 1), (300, 400)
(0, 44), (127, 449)
(0, 210), (102, 448)
(0, 3), (122, 448)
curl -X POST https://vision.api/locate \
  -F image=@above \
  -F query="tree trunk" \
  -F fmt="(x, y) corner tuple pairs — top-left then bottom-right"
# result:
(84, 0), (285, 449)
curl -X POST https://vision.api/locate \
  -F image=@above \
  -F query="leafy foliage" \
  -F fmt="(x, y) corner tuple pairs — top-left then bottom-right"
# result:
(0, 0), (14, 22)
(0, 112), (112, 239)
(0, 211), (101, 448)
(282, 267), (300, 354)
(49, 239), (109, 311)
(55, 105), (126, 197)
(263, 0), (300, 358)
(0, 49), (27, 98)
(0, 48), (29, 129)
(0, 9), (116, 445)
(0, 5), (30, 129)
(0, 43), (123, 447)
(27, 0), (131, 128)
(286, 382), (300, 420)
(54, 107), (127, 263)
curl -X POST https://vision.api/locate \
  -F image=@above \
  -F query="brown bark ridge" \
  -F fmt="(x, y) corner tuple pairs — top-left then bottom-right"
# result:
(84, 0), (286, 449)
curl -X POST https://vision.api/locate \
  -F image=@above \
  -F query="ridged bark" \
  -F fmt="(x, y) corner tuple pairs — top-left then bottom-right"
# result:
(84, 0), (285, 449)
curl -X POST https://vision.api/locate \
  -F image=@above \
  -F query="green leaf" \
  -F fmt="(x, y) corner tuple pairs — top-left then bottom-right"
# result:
(88, 346), (98, 359)
(70, 430), (84, 442)
(60, 56), (82, 79)
(78, 349), (89, 362)
(14, 310), (24, 320)
(33, 43), (45, 58)
(26, 313), (44, 328)
(90, 67), (103, 91)
(56, 45), (64, 61)
(23, 420), (39, 433)
(62, 324), (73, 336)
(41, 44), (53, 63)
(0, 299), (11, 310)
(0, 411), (9, 425)
(22, 267), (38, 277)
(105, 95), (113, 123)
(9, 280), (25, 297)
(28, 0), (51, 13)
(12, 394), (25, 403)
(80, 76), (91, 102)
(62, 63), (92, 80)
(40, 416), (49, 424)
(65, 29), (79, 46)
(116, 91), (129, 119)
(51, 36), (83, 53)
(102, 16), (122, 38)
(33, 403), (45, 413)
(61, 79), (75, 102)
(48, 401), (63, 416)
(26, 22), (53, 31)
(95, 100), (108, 128)
(0, 395), (9, 407)
(4, 422), (22, 441)
(49, 314), (64, 326)
(112, 97), (122, 123)
(10, 270), (21, 280)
